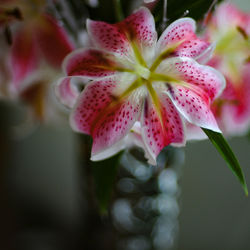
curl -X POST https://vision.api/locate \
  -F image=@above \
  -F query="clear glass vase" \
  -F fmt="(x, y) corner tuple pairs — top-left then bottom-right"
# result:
(80, 134), (185, 250)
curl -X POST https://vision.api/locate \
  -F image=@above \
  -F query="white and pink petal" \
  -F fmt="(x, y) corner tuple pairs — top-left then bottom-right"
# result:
(91, 121), (157, 165)
(70, 76), (117, 134)
(90, 92), (141, 157)
(91, 134), (131, 161)
(141, 94), (185, 163)
(175, 39), (214, 64)
(194, 43), (215, 64)
(157, 57), (225, 101)
(120, 7), (157, 46)
(157, 18), (214, 61)
(55, 76), (89, 108)
(185, 122), (207, 141)
(166, 85), (221, 132)
(87, 7), (157, 62)
(129, 121), (158, 165)
(119, 7), (157, 61)
(87, 19), (133, 59)
(70, 76), (142, 158)
(63, 48), (123, 78)
(157, 18), (196, 54)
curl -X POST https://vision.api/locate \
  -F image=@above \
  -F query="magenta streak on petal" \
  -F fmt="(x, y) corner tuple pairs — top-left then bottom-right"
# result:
(91, 94), (141, 155)
(167, 85), (220, 132)
(64, 49), (119, 78)
(10, 27), (39, 90)
(87, 7), (157, 60)
(141, 95), (184, 161)
(87, 19), (131, 57)
(70, 77), (117, 134)
(35, 14), (74, 68)
(119, 7), (157, 48)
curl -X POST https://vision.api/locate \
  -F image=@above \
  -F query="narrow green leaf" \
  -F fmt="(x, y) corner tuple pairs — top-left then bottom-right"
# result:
(113, 0), (124, 22)
(152, 0), (223, 30)
(202, 128), (248, 195)
(91, 152), (123, 213)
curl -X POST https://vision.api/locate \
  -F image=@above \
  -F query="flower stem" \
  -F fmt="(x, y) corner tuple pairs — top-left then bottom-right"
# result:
(113, 0), (124, 22)
(161, 0), (168, 32)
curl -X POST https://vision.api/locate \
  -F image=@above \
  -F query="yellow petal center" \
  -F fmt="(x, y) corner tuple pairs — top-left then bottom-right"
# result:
(135, 64), (151, 80)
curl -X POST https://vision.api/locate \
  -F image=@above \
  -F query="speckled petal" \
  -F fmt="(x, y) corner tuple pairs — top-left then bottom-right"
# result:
(157, 57), (225, 101)
(141, 94), (185, 163)
(55, 76), (89, 108)
(91, 92), (141, 157)
(130, 122), (158, 165)
(91, 122), (156, 164)
(194, 43), (215, 64)
(70, 76), (142, 156)
(91, 134), (130, 161)
(70, 77), (116, 134)
(63, 48), (122, 78)
(166, 85), (221, 132)
(87, 19), (132, 58)
(157, 18), (195, 53)
(119, 7), (157, 61)
(175, 39), (213, 63)
(87, 7), (157, 61)
(156, 18), (213, 62)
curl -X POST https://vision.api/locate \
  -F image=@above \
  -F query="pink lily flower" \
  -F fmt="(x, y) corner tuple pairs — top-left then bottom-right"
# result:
(205, 3), (250, 136)
(56, 7), (225, 164)
(2, 0), (74, 93)
(0, 0), (74, 121)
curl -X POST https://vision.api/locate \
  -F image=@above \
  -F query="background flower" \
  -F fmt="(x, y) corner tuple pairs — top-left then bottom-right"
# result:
(0, 0), (75, 121)
(205, 2), (250, 136)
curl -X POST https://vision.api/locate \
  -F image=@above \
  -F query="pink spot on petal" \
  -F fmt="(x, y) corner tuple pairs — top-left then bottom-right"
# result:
(65, 49), (119, 78)
(87, 19), (131, 57)
(157, 18), (195, 53)
(141, 95), (184, 160)
(168, 85), (220, 132)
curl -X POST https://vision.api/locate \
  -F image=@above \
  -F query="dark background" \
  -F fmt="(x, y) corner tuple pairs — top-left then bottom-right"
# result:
(1, 97), (250, 250)
(0, 0), (250, 249)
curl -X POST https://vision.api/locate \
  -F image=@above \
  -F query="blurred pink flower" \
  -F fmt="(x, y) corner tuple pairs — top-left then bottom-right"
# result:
(0, 0), (74, 120)
(1, 0), (74, 89)
(205, 3), (250, 136)
(56, 7), (225, 164)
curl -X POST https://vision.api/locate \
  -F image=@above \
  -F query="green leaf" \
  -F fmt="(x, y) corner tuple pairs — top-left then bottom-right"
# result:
(86, 0), (124, 22)
(152, 0), (223, 29)
(202, 128), (248, 195)
(91, 151), (123, 214)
